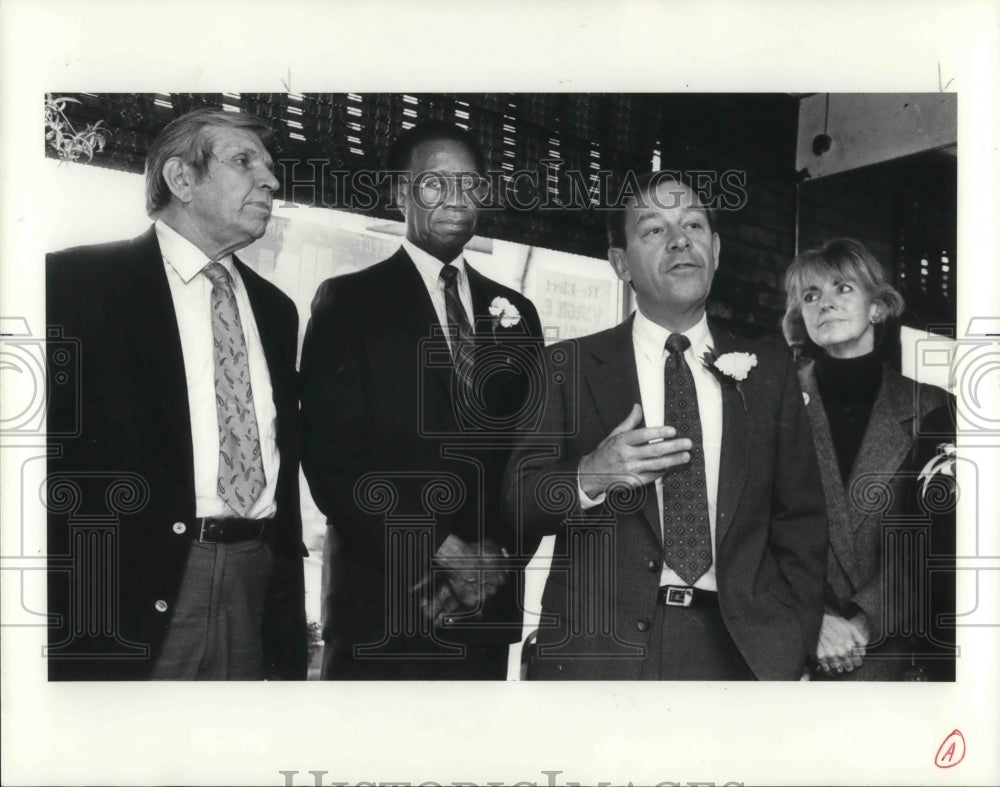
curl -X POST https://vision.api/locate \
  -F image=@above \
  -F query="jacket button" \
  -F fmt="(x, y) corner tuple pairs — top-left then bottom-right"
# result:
(172, 522), (186, 535)
(637, 618), (651, 632)
(154, 600), (168, 613)
(647, 559), (660, 573)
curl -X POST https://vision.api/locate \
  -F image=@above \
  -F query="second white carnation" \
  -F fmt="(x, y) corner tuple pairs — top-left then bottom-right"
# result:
(713, 351), (758, 381)
(489, 296), (521, 327)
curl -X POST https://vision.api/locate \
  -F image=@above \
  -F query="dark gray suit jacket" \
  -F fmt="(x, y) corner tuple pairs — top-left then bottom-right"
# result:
(797, 357), (949, 679)
(503, 316), (829, 680)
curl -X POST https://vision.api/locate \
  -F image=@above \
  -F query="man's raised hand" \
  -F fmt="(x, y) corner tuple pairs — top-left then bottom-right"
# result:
(578, 403), (692, 499)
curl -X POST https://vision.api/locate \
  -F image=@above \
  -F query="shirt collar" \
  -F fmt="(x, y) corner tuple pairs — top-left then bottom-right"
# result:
(633, 307), (713, 363)
(402, 238), (466, 281)
(155, 219), (237, 286)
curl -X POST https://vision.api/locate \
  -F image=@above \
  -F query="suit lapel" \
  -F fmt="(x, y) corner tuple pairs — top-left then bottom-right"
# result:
(711, 326), (752, 548)
(382, 247), (445, 337)
(466, 263), (493, 337)
(846, 366), (915, 532)
(580, 316), (662, 540)
(797, 359), (863, 586)
(111, 226), (194, 476)
(234, 257), (285, 398)
(466, 262), (508, 353)
(584, 315), (641, 435)
(383, 248), (454, 398)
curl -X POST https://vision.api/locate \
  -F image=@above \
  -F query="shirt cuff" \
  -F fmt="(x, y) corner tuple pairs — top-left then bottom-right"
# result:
(578, 473), (606, 510)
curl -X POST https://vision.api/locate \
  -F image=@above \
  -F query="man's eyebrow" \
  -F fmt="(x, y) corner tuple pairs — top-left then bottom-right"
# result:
(221, 143), (275, 168)
(219, 143), (265, 158)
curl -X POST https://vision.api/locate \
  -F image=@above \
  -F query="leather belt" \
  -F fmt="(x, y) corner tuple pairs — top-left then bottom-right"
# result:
(657, 585), (719, 608)
(199, 517), (269, 544)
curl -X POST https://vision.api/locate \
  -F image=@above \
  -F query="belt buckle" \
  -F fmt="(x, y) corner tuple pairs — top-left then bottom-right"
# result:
(198, 518), (209, 543)
(665, 586), (694, 607)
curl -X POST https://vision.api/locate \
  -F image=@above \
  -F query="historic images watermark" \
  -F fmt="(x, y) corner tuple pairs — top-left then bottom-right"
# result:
(274, 163), (750, 215)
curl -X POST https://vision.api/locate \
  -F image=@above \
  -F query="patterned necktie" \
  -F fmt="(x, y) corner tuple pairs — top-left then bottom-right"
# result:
(661, 332), (712, 585)
(203, 262), (265, 517)
(439, 263), (475, 391)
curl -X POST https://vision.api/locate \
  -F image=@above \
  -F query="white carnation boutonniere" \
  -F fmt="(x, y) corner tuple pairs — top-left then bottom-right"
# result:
(918, 442), (957, 501)
(701, 348), (758, 409)
(489, 296), (521, 329)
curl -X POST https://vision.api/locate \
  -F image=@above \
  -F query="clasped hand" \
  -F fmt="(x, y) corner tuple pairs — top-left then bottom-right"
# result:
(578, 403), (693, 499)
(412, 534), (509, 627)
(816, 610), (869, 676)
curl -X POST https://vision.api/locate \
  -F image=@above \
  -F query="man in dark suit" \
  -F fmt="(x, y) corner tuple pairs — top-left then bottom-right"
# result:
(503, 172), (828, 679)
(46, 108), (307, 680)
(301, 121), (544, 679)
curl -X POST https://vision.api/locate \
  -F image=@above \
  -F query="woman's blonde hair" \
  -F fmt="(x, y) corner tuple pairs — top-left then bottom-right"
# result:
(781, 237), (905, 347)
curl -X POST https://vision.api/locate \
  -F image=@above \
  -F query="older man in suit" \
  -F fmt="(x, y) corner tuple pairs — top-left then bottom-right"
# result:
(301, 121), (544, 679)
(503, 172), (828, 680)
(46, 108), (307, 680)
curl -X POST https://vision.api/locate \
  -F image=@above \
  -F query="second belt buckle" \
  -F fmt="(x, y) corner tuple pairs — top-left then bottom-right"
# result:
(664, 586), (694, 607)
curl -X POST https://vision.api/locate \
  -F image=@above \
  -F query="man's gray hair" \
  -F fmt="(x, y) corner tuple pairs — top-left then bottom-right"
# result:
(144, 107), (273, 217)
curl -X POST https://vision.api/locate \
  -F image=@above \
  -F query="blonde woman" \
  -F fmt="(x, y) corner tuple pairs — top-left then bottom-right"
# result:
(783, 238), (951, 680)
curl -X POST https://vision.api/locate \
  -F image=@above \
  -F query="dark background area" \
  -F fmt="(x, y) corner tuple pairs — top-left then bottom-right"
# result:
(798, 148), (957, 334)
(49, 93), (955, 339)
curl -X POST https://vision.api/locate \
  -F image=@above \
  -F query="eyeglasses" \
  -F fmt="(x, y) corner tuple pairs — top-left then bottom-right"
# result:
(408, 172), (490, 206)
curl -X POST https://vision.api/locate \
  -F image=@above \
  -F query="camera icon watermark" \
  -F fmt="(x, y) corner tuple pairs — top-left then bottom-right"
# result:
(0, 317), (80, 437)
(911, 317), (1000, 435)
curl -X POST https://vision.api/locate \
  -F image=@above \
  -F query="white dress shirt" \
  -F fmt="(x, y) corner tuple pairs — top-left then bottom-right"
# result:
(402, 238), (475, 349)
(155, 220), (279, 519)
(580, 308), (723, 590)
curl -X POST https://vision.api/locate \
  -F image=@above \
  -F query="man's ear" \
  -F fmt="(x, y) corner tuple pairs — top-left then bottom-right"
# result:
(394, 177), (409, 219)
(711, 232), (721, 272)
(608, 246), (631, 283)
(161, 158), (194, 205)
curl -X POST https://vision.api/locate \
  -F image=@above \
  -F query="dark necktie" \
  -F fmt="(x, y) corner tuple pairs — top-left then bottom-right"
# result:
(661, 332), (712, 585)
(203, 262), (266, 517)
(439, 263), (475, 390)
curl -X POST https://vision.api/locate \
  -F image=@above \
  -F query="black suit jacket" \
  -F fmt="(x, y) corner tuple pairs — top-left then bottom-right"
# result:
(300, 247), (544, 677)
(502, 317), (829, 679)
(46, 226), (307, 680)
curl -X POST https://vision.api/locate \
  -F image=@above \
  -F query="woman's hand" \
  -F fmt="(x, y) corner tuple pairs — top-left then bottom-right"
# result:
(816, 610), (869, 676)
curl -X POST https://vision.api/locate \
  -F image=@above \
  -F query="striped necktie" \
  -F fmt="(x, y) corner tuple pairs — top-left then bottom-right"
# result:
(439, 263), (475, 391)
